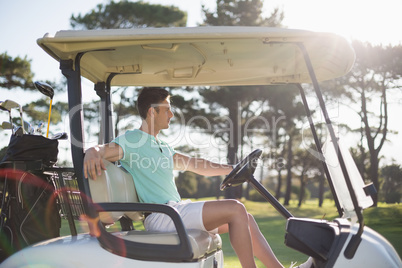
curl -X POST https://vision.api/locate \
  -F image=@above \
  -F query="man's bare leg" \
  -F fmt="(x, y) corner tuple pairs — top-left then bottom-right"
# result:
(248, 213), (284, 268)
(203, 200), (283, 268)
(202, 200), (257, 267)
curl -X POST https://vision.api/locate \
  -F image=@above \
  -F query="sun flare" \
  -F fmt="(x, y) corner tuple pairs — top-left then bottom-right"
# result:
(270, 0), (401, 46)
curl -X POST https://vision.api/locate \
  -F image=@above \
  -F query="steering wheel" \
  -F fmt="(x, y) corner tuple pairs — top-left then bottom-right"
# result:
(220, 149), (262, 191)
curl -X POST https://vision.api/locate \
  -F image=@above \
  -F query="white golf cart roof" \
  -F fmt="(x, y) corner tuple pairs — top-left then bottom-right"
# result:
(37, 26), (355, 87)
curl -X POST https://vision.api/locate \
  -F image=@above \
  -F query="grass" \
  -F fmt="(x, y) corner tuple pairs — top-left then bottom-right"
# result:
(363, 203), (402, 255)
(218, 199), (338, 267)
(60, 199), (402, 267)
(221, 199), (402, 267)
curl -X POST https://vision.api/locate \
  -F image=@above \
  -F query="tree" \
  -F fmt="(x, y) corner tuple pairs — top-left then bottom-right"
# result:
(112, 88), (140, 137)
(70, 0), (187, 29)
(69, 1), (188, 140)
(202, 0), (283, 27)
(380, 164), (402, 204)
(199, 0), (284, 199)
(258, 85), (304, 205)
(293, 149), (320, 207)
(0, 53), (69, 160)
(0, 52), (35, 90)
(176, 171), (198, 198)
(23, 99), (62, 128)
(333, 41), (402, 205)
(195, 175), (212, 199)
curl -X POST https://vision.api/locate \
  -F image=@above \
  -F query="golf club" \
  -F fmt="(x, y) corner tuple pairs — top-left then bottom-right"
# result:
(34, 81), (54, 138)
(36, 122), (44, 135)
(0, 101), (13, 127)
(24, 121), (35, 135)
(1, 121), (15, 134)
(2, 100), (24, 133)
(1, 121), (14, 130)
(1, 121), (17, 135)
(51, 132), (68, 140)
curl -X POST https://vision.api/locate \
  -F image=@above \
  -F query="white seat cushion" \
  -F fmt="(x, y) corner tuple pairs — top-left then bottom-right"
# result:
(124, 229), (222, 259)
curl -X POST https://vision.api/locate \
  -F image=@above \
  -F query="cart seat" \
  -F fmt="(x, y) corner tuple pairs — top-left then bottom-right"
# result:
(124, 229), (222, 259)
(88, 160), (222, 260)
(88, 160), (143, 224)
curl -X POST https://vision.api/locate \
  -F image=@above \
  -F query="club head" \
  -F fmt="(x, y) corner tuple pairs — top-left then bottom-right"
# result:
(51, 132), (68, 140)
(2, 99), (19, 110)
(2, 99), (24, 132)
(24, 121), (34, 134)
(1, 121), (13, 130)
(0, 101), (10, 112)
(34, 81), (54, 99)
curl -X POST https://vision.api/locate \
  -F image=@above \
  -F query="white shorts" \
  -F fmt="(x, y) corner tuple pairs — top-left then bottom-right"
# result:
(143, 200), (218, 234)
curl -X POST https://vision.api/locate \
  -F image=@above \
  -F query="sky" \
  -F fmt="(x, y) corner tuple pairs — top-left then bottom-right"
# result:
(0, 0), (401, 163)
(1, 0), (401, 82)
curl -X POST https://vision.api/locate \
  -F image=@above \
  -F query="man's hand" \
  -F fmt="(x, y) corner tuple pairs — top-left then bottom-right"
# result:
(83, 146), (106, 180)
(83, 143), (123, 180)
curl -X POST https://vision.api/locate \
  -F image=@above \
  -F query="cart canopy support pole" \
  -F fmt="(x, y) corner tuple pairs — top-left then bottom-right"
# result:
(297, 43), (364, 259)
(95, 82), (114, 144)
(60, 55), (94, 218)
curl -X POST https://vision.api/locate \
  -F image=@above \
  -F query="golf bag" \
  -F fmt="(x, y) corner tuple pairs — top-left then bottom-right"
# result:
(0, 134), (61, 261)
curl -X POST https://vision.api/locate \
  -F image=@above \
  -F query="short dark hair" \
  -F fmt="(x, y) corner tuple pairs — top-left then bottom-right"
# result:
(137, 87), (170, 119)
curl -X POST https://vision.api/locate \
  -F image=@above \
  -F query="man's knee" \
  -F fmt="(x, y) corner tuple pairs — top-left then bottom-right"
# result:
(226, 199), (248, 218)
(247, 212), (256, 224)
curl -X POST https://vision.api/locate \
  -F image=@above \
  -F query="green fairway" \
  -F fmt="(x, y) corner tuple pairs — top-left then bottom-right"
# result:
(60, 199), (401, 267)
(220, 199), (402, 267)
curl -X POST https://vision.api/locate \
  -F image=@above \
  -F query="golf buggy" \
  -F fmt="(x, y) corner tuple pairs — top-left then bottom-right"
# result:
(1, 27), (401, 267)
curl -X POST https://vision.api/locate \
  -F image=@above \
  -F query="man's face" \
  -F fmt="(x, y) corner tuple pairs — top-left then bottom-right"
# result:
(152, 99), (174, 130)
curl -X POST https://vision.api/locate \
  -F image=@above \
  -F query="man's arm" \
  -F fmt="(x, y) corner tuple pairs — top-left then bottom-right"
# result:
(173, 153), (233, 176)
(83, 143), (123, 179)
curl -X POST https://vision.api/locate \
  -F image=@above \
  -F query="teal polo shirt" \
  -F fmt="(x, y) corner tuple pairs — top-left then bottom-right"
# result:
(112, 129), (181, 204)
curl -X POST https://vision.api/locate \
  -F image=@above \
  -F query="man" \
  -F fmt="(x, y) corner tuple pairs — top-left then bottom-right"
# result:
(84, 87), (312, 268)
